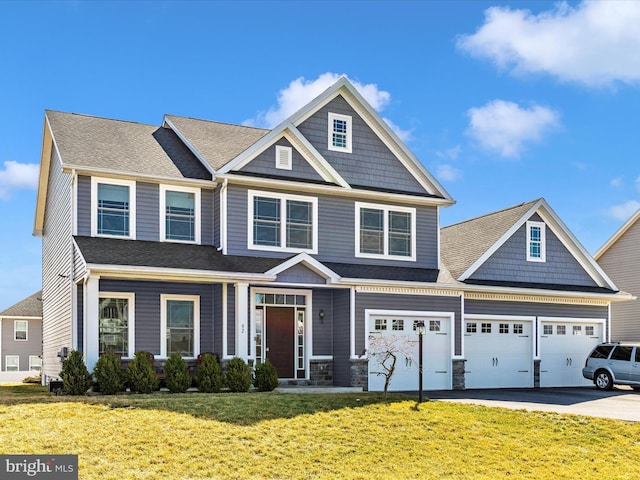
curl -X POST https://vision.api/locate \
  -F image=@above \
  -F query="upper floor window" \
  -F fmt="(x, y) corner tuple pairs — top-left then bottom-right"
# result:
(14, 320), (27, 341)
(328, 113), (352, 153)
(91, 177), (136, 239)
(526, 220), (546, 262)
(248, 190), (318, 254)
(160, 185), (201, 244)
(355, 202), (416, 261)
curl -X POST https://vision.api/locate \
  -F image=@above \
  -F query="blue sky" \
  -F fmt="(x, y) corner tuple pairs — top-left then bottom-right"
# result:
(1, 0), (639, 310)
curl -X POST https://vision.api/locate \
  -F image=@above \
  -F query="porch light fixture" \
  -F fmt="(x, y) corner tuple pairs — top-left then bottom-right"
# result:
(319, 309), (325, 323)
(415, 320), (425, 403)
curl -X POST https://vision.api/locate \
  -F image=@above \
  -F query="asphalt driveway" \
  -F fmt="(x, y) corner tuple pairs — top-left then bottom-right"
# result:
(423, 387), (640, 421)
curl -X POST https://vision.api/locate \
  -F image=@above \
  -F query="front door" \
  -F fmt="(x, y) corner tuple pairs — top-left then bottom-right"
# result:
(266, 307), (295, 378)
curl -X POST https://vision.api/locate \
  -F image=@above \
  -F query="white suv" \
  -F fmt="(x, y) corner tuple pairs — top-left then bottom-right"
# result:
(582, 343), (640, 391)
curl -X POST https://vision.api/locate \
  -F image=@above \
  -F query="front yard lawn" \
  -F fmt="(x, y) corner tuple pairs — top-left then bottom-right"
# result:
(0, 385), (639, 479)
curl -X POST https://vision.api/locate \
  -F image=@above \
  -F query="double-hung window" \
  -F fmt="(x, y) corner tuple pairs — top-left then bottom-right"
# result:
(356, 202), (416, 260)
(91, 177), (136, 239)
(249, 190), (317, 253)
(14, 320), (27, 341)
(328, 113), (352, 153)
(5, 356), (19, 372)
(160, 185), (200, 243)
(161, 295), (199, 358)
(29, 356), (42, 372)
(526, 220), (546, 262)
(98, 293), (135, 358)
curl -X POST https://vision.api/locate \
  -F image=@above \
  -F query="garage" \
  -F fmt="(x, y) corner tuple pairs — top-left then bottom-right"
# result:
(367, 313), (451, 392)
(464, 317), (534, 389)
(539, 318), (604, 387)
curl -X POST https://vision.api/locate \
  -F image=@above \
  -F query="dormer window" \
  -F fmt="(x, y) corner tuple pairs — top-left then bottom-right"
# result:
(526, 220), (546, 262)
(328, 113), (352, 153)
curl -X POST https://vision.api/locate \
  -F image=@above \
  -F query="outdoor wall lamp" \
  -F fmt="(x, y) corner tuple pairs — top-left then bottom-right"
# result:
(319, 309), (325, 323)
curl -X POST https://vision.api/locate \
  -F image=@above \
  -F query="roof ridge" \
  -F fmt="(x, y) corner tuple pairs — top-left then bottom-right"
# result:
(442, 198), (541, 230)
(46, 109), (160, 129)
(165, 114), (269, 132)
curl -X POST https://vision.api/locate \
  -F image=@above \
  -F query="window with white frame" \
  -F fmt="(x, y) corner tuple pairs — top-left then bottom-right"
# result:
(29, 356), (42, 372)
(526, 221), (546, 262)
(5, 356), (19, 372)
(161, 295), (199, 358)
(99, 293), (134, 358)
(248, 190), (317, 253)
(91, 177), (136, 238)
(14, 320), (27, 341)
(356, 202), (416, 260)
(276, 145), (292, 170)
(328, 113), (352, 153)
(160, 185), (200, 243)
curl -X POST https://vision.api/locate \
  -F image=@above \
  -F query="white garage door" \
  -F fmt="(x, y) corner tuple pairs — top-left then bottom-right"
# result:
(464, 319), (533, 389)
(368, 315), (451, 391)
(540, 320), (603, 387)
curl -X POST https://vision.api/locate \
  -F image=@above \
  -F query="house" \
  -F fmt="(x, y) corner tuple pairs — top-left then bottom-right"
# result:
(594, 209), (640, 341)
(0, 291), (43, 382)
(33, 77), (630, 390)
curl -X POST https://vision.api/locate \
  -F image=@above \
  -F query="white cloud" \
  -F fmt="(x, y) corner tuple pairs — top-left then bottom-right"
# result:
(435, 164), (463, 182)
(436, 145), (462, 160)
(244, 73), (410, 140)
(457, 1), (640, 87)
(610, 177), (622, 188)
(608, 200), (640, 221)
(466, 100), (561, 158)
(0, 161), (39, 199)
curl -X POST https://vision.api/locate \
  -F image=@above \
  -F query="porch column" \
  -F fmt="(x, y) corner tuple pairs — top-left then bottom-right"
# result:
(235, 282), (249, 360)
(84, 274), (100, 372)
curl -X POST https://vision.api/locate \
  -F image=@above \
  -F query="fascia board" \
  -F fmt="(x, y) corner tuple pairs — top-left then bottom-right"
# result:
(62, 165), (216, 189)
(162, 116), (216, 176)
(264, 253), (341, 283)
(33, 115), (55, 236)
(463, 282), (635, 303)
(594, 208), (640, 260)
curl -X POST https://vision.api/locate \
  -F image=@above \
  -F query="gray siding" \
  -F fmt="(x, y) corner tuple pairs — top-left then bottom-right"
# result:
(77, 175), (91, 236)
(226, 285), (236, 356)
(332, 289), (351, 386)
(276, 264), (327, 284)
(76, 283), (83, 352)
(99, 280), (215, 356)
(213, 284), (223, 356)
(597, 220), (640, 341)
(1, 318), (42, 370)
(202, 189), (214, 246)
(213, 187), (221, 249)
(42, 149), (74, 379)
(465, 299), (608, 319)
(297, 95), (427, 194)
(470, 215), (598, 287)
(356, 293), (462, 356)
(239, 138), (325, 183)
(226, 185), (439, 268)
(136, 182), (159, 241)
(311, 289), (333, 356)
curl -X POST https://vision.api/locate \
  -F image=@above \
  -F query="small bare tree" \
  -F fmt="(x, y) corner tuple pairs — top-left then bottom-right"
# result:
(366, 333), (415, 401)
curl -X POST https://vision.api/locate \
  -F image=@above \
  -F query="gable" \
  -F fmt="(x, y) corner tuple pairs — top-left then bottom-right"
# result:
(273, 263), (328, 284)
(468, 213), (598, 288)
(296, 95), (428, 195)
(236, 137), (326, 183)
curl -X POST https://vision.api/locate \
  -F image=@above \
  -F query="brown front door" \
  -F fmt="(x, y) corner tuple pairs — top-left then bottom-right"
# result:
(266, 306), (295, 378)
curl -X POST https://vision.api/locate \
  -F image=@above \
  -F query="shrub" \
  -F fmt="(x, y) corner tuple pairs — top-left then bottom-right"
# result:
(93, 352), (125, 395)
(253, 359), (279, 392)
(194, 353), (223, 393)
(60, 350), (92, 395)
(127, 351), (159, 394)
(22, 375), (42, 384)
(164, 353), (191, 393)
(225, 357), (252, 392)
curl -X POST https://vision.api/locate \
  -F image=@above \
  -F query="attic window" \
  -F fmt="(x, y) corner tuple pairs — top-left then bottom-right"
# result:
(328, 113), (352, 153)
(526, 220), (546, 262)
(276, 145), (292, 170)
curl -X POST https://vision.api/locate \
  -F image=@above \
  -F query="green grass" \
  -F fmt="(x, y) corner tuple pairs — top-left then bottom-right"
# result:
(1, 384), (639, 479)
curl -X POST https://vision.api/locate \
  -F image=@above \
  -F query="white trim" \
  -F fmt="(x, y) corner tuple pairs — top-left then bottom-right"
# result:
(71, 282), (78, 350)
(275, 145), (293, 170)
(159, 184), (201, 244)
(14, 320), (28, 341)
(98, 291), (136, 359)
(594, 207), (640, 260)
(526, 220), (546, 262)
(91, 176), (136, 239)
(465, 314), (536, 322)
(5, 355), (19, 372)
(162, 116), (216, 177)
(350, 287), (356, 358)
(71, 170), (78, 236)
(328, 112), (352, 153)
(234, 284), (249, 360)
(538, 316), (606, 361)
(220, 179), (228, 254)
(222, 283), (228, 358)
(355, 201), (417, 261)
(160, 294), (200, 360)
(247, 189), (318, 254)
(264, 253), (341, 284)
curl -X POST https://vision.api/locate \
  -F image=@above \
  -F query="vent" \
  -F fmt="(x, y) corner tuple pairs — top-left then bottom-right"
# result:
(276, 145), (292, 170)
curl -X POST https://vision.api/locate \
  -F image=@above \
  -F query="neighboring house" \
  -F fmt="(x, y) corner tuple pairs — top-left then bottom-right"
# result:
(0, 291), (43, 382)
(32, 77), (631, 390)
(594, 209), (640, 341)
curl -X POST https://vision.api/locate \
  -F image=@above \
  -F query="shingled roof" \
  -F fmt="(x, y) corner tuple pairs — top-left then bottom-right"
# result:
(164, 115), (269, 171)
(440, 200), (540, 280)
(0, 291), (43, 317)
(46, 111), (211, 180)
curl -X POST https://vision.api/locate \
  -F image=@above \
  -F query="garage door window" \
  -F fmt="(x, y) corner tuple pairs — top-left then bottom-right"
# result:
(513, 324), (523, 334)
(573, 326), (582, 335)
(543, 325), (553, 335)
(392, 319), (404, 331)
(466, 323), (477, 333)
(585, 326), (594, 336)
(429, 320), (441, 332)
(481, 323), (491, 333)
(374, 319), (387, 331)
(557, 325), (566, 335)
(499, 323), (509, 334)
